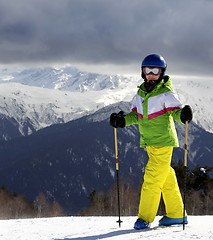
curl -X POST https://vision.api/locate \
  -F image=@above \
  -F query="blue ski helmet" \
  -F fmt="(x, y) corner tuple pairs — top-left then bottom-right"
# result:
(141, 54), (167, 79)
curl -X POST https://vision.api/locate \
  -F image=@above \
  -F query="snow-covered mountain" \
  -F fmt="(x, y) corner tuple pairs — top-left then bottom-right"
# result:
(0, 82), (105, 139)
(172, 76), (213, 133)
(0, 67), (140, 140)
(0, 66), (212, 141)
(0, 66), (212, 215)
(0, 66), (137, 92)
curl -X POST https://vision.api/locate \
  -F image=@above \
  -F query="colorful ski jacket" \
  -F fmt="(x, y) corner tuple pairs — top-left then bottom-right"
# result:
(124, 75), (183, 148)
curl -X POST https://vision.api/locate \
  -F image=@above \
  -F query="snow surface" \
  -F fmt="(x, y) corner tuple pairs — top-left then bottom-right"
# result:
(0, 216), (212, 240)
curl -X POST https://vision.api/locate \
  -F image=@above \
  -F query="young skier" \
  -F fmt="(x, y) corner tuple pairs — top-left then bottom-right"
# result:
(110, 54), (193, 230)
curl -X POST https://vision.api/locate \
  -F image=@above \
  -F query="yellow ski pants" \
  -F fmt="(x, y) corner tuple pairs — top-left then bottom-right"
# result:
(138, 146), (185, 223)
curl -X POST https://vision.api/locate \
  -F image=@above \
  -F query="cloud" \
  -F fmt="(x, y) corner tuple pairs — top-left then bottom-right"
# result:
(0, 0), (212, 76)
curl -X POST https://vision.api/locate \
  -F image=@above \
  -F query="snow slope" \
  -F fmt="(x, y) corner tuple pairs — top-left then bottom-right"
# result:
(0, 216), (212, 240)
(0, 82), (116, 135)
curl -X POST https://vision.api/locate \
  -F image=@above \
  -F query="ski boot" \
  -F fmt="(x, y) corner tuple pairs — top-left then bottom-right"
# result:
(159, 216), (188, 226)
(134, 218), (150, 230)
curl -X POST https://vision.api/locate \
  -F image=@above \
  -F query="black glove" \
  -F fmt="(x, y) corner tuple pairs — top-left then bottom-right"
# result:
(110, 111), (125, 128)
(181, 105), (193, 124)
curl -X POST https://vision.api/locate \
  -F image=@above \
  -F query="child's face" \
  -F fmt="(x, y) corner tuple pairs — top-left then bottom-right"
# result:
(146, 73), (161, 82)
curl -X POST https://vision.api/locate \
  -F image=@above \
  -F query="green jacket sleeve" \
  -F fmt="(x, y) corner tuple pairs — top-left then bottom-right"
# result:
(171, 108), (183, 124)
(124, 111), (138, 126)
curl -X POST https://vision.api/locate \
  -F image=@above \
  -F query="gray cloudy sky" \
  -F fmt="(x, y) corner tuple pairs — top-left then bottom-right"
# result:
(0, 0), (213, 76)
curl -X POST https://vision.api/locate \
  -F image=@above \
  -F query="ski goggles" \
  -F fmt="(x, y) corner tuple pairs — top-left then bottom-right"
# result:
(143, 67), (162, 75)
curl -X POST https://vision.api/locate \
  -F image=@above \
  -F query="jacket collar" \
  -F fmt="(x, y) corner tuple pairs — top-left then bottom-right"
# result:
(138, 75), (171, 94)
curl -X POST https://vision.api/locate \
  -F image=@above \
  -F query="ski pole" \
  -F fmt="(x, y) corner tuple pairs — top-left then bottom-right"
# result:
(114, 128), (122, 227)
(183, 120), (188, 230)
